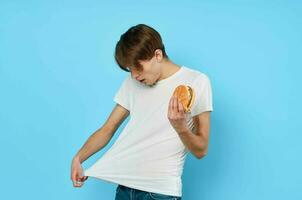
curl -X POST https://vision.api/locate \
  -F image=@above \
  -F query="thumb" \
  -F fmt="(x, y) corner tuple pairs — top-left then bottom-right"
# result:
(78, 172), (88, 182)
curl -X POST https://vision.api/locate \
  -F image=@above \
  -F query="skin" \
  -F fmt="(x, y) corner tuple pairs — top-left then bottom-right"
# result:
(168, 95), (211, 160)
(70, 49), (211, 188)
(127, 49), (182, 87)
(130, 50), (211, 159)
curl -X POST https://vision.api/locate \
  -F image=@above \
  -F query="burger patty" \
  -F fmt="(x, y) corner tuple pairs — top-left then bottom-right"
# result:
(187, 86), (193, 108)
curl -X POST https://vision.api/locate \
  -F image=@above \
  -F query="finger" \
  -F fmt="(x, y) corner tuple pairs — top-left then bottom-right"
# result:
(168, 96), (173, 117)
(73, 176), (79, 187)
(77, 174), (84, 181)
(176, 97), (181, 113)
(74, 181), (83, 187)
(178, 100), (184, 114)
(80, 176), (88, 182)
(71, 171), (77, 182)
(74, 183), (82, 187)
(73, 173), (83, 187)
(77, 180), (83, 186)
(73, 180), (80, 187)
(173, 96), (178, 113)
(171, 96), (175, 112)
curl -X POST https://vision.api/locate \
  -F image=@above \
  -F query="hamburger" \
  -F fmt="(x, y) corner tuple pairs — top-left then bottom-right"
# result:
(173, 85), (195, 113)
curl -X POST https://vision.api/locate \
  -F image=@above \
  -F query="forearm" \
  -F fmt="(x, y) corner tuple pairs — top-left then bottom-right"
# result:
(74, 126), (115, 163)
(176, 129), (208, 159)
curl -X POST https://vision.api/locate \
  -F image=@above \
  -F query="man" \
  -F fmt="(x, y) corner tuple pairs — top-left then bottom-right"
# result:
(70, 24), (213, 200)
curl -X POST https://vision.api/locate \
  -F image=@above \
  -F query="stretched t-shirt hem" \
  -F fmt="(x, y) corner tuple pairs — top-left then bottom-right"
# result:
(84, 172), (182, 197)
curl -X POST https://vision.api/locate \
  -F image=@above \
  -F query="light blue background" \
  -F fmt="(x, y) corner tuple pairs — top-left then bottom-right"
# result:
(0, 0), (301, 199)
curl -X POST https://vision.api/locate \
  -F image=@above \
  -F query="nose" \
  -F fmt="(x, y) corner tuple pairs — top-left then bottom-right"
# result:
(131, 71), (142, 81)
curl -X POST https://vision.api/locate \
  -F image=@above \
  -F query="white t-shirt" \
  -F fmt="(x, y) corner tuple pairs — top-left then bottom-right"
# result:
(84, 66), (213, 197)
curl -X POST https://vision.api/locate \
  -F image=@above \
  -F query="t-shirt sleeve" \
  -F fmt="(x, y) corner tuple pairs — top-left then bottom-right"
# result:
(113, 76), (131, 111)
(190, 74), (213, 117)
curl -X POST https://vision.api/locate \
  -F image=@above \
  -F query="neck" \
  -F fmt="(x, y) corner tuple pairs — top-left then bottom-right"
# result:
(158, 59), (182, 81)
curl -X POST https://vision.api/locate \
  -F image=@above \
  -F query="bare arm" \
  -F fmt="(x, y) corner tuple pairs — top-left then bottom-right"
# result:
(73, 103), (129, 163)
(177, 111), (211, 159)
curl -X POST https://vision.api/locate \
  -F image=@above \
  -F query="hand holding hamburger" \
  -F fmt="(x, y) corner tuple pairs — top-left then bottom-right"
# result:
(172, 85), (195, 113)
(168, 85), (195, 133)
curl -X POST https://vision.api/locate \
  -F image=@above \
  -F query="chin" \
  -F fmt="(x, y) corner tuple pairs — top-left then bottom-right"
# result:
(149, 82), (156, 87)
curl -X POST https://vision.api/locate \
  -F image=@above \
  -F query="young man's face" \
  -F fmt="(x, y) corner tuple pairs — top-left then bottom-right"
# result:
(128, 50), (163, 87)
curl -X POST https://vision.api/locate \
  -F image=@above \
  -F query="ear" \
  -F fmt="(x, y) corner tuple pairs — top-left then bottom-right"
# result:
(154, 49), (163, 62)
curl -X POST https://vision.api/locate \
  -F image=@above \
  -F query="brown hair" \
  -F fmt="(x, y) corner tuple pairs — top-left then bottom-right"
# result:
(114, 24), (169, 72)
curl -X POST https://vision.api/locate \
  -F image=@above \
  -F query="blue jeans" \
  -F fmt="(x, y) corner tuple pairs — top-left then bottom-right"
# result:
(115, 184), (182, 200)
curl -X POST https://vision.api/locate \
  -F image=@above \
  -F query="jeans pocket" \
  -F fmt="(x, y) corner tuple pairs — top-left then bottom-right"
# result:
(148, 192), (178, 200)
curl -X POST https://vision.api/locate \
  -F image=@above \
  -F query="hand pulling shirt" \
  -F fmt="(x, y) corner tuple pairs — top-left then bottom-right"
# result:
(84, 66), (213, 197)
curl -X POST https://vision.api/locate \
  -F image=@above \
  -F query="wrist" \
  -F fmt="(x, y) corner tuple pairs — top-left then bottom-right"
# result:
(73, 155), (83, 164)
(177, 127), (190, 135)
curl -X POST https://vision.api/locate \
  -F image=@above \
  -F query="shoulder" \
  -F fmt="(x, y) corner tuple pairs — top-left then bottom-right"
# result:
(120, 74), (134, 86)
(183, 66), (211, 84)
